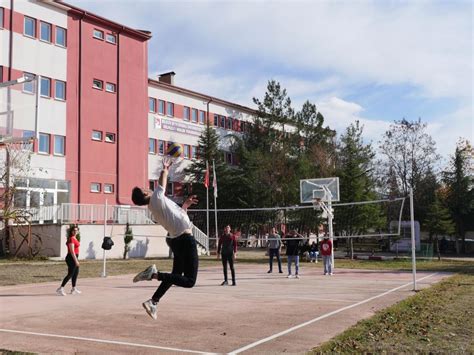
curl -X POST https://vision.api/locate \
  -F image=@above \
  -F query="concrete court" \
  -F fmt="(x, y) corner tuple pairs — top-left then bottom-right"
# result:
(0, 264), (448, 354)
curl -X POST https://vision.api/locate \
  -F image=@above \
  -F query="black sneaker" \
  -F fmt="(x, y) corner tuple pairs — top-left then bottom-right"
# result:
(279, 270), (283, 273)
(221, 281), (228, 286)
(267, 270), (272, 273)
(232, 282), (236, 286)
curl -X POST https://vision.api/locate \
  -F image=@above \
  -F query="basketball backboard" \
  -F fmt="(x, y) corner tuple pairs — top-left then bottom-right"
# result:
(0, 74), (38, 144)
(300, 177), (340, 203)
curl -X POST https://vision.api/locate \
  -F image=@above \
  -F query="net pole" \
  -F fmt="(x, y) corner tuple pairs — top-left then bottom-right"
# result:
(410, 187), (417, 291)
(328, 193), (334, 271)
(101, 199), (108, 278)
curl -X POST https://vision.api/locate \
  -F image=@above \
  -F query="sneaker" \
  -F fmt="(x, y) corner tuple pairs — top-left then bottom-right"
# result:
(142, 299), (157, 320)
(324, 272), (328, 275)
(232, 282), (236, 286)
(267, 270), (272, 273)
(287, 274), (293, 279)
(279, 270), (283, 274)
(70, 287), (82, 295)
(133, 264), (157, 283)
(56, 287), (66, 296)
(221, 281), (228, 286)
(329, 273), (333, 276)
(295, 274), (300, 279)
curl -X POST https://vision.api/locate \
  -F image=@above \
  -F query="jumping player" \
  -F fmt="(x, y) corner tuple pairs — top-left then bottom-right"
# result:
(131, 157), (199, 320)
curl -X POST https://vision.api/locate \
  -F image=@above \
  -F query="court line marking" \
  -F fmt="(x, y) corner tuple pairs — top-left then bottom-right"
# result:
(229, 273), (438, 354)
(0, 329), (217, 354)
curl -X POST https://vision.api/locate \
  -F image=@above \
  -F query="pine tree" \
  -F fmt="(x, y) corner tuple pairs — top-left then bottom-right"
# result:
(424, 195), (455, 260)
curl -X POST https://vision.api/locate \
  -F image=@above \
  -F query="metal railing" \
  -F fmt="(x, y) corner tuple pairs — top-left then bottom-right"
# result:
(193, 224), (209, 254)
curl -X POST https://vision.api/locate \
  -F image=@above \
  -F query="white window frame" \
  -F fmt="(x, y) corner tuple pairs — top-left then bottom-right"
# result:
(104, 184), (114, 194)
(105, 82), (116, 93)
(191, 146), (198, 159)
(40, 21), (52, 43)
(92, 130), (102, 141)
(0, 8), (4, 29)
(92, 79), (103, 90)
(40, 77), (51, 98)
(55, 80), (66, 101)
(199, 111), (205, 124)
(55, 26), (66, 47)
(24, 16), (36, 38)
(149, 138), (156, 154)
(105, 132), (115, 143)
(191, 108), (198, 123)
(166, 102), (174, 117)
(105, 33), (116, 44)
(90, 183), (101, 193)
(149, 98), (156, 113)
(183, 145), (190, 159)
(53, 135), (65, 156)
(158, 100), (165, 115)
(22, 73), (35, 94)
(183, 106), (190, 121)
(38, 133), (50, 154)
(158, 140), (165, 155)
(93, 29), (104, 40)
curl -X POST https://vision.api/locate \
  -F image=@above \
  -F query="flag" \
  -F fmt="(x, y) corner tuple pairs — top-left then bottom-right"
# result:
(204, 161), (209, 188)
(212, 160), (218, 198)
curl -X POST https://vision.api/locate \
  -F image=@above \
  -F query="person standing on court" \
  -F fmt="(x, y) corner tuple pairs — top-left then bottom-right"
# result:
(267, 227), (283, 273)
(284, 230), (301, 279)
(131, 157), (199, 320)
(320, 235), (333, 275)
(217, 224), (237, 286)
(56, 225), (81, 296)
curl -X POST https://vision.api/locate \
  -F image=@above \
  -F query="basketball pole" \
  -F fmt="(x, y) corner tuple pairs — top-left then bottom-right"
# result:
(328, 192), (334, 270)
(410, 187), (417, 291)
(101, 199), (108, 278)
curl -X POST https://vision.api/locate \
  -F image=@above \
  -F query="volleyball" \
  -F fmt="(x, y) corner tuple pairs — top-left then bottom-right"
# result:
(166, 142), (183, 157)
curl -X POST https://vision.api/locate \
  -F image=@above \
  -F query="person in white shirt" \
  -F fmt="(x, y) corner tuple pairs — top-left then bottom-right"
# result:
(131, 157), (199, 320)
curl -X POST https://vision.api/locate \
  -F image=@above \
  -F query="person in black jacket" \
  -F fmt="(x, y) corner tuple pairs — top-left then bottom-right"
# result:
(217, 225), (237, 286)
(284, 230), (301, 279)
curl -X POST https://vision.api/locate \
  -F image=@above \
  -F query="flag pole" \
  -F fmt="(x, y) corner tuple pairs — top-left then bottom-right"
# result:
(213, 160), (218, 253)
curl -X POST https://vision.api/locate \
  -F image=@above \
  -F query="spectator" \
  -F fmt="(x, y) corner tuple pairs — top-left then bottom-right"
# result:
(320, 235), (332, 275)
(267, 227), (283, 273)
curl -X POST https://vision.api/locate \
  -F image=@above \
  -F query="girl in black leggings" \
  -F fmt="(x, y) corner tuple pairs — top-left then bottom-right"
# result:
(57, 226), (81, 296)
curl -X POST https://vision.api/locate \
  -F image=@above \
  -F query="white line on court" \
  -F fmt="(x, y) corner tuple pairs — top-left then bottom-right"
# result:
(0, 329), (218, 355)
(228, 273), (438, 354)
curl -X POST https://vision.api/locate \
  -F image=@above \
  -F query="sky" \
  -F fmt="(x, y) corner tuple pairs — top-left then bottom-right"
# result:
(71, 0), (473, 165)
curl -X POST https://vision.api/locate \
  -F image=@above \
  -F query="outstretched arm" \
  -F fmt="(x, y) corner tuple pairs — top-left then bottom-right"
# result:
(159, 157), (172, 189)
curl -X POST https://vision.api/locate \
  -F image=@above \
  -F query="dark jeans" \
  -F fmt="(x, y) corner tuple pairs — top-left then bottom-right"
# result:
(61, 253), (79, 288)
(152, 233), (198, 302)
(268, 248), (282, 272)
(221, 253), (235, 283)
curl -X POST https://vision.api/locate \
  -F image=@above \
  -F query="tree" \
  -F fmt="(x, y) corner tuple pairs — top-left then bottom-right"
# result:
(123, 223), (133, 259)
(378, 118), (440, 220)
(335, 121), (382, 258)
(424, 194), (455, 260)
(442, 139), (474, 254)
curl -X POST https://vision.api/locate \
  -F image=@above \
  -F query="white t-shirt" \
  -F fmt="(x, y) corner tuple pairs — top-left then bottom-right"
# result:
(148, 185), (193, 238)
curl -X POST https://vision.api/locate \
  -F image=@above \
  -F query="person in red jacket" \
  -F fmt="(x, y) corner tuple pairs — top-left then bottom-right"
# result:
(57, 226), (81, 296)
(217, 225), (237, 286)
(320, 235), (333, 275)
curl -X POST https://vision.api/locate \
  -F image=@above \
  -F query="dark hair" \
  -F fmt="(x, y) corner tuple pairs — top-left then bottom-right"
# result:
(132, 187), (148, 206)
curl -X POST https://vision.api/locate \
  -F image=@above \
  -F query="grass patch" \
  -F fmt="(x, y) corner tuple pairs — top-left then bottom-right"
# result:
(311, 273), (474, 354)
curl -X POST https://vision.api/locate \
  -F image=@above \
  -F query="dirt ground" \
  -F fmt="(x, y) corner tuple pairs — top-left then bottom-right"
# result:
(0, 264), (448, 354)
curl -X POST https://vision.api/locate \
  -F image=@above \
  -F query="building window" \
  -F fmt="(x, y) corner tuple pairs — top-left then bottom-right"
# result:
(149, 98), (156, 112)
(0, 8), (4, 29)
(191, 146), (198, 159)
(24, 17), (36, 38)
(23, 73), (35, 94)
(220, 116), (226, 128)
(92, 130), (102, 141)
(105, 133), (115, 143)
(54, 135), (65, 156)
(93, 29), (104, 40)
(158, 100), (165, 115)
(105, 33), (116, 44)
(105, 82), (116, 93)
(40, 22), (52, 43)
(225, 152), (233, 165)
(149, 138), (156, 154)
(213, 114), (218, 126)
(199, 111), (205, 124)
(39, 133), (50, 154)
(158, 140), (165, 155)
(56, 26), (66, 47)
(90, 183), (101, 193)
(183, 106), (190, 121)
(93, 79), (103, 90)
(55, 80), (66, 100)
(40, 77), (51, 97)
(183, 145), (190, 158)
(148, 180), (156, 191)
(104, 184), (114, 193)
(191, 108), (198, 123)
(226, 117), (233, 130)
(166, 102), (174, 117)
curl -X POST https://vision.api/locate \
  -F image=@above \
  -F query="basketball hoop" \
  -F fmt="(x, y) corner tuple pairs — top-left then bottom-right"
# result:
(1, 138), (34, 172)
